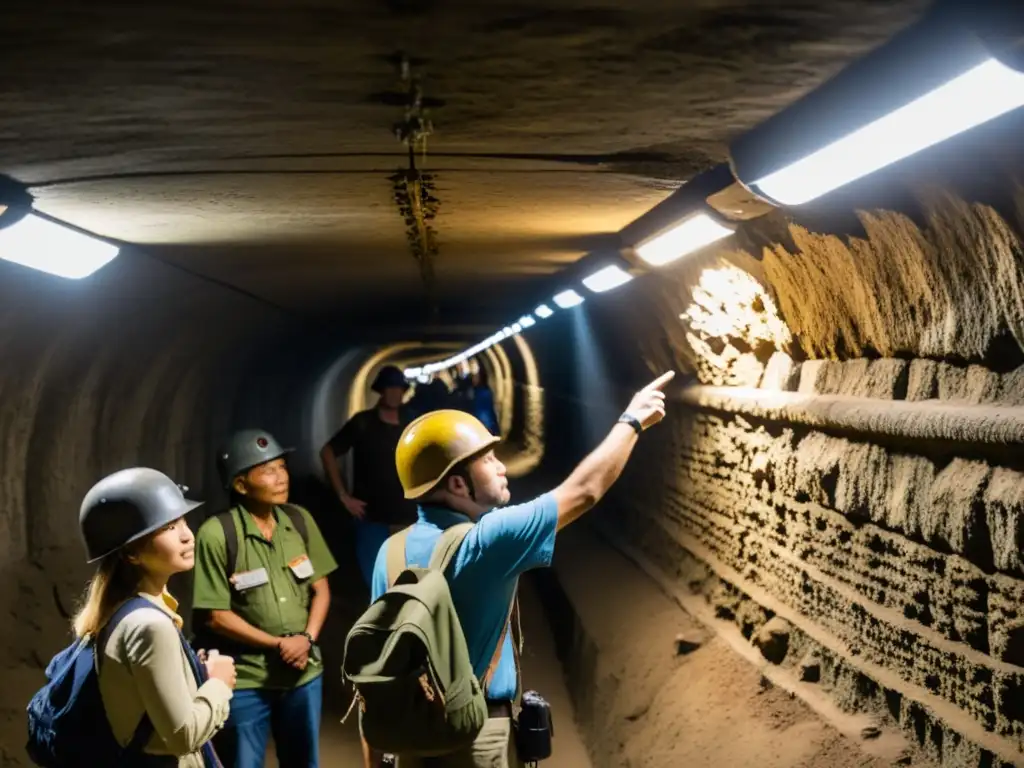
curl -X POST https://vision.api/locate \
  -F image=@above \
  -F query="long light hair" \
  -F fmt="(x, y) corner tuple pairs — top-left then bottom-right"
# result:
(72, 548), (146, 639)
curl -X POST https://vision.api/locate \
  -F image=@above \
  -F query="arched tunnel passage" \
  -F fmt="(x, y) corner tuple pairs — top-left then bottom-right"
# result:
(4, 3), (1024, 768)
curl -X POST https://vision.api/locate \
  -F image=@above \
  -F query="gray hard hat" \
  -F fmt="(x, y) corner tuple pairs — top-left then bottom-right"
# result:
(80, 467), (203, 563)
(216, 428), (294, 489)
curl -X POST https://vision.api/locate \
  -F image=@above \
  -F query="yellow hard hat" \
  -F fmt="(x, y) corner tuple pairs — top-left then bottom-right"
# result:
(396, 410), (501, 500)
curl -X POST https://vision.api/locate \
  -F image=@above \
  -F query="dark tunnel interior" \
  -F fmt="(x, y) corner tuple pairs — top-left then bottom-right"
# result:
(6, 1), (1024, 767)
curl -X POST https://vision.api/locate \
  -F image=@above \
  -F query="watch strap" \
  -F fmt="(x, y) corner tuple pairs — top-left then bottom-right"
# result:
(618, 412), (643, 434)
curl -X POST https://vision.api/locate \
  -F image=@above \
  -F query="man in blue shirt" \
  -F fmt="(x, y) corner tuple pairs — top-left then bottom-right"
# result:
(365, 370), (674, 767)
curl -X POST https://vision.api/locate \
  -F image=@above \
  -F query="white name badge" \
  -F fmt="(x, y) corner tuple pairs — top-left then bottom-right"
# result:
(289, 555), (315, 580)
(231, 567), (270, 591)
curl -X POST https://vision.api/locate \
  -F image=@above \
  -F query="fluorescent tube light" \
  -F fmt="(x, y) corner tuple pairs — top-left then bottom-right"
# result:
(553, 289), (584, 308)
(0, 213), (119, 279)
(582, 264), (633, 293)
(519, 315), (536, 328)
(753, 58), (1024, 205)
(534, 304), (554, 319)
(635, 213), (734, 267)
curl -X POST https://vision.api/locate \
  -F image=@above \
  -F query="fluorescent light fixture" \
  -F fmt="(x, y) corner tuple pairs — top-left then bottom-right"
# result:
(0, 213), (119, 279)
(519, 315), (536, 328)
(754, 58), (1024, 206)
(582, 264), (633, 293)
(511, 323), (523, 333)
(534, 304), (554, 319)
(635, 213), (734, 267)
(553, 289), (584, 308)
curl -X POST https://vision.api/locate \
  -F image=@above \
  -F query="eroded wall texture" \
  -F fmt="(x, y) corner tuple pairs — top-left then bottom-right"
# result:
(552, 180), (1024, 767)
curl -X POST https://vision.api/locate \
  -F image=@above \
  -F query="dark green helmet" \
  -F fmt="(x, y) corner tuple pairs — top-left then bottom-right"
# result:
(216, 428), (293, 489)
(80, 468), (203, 563)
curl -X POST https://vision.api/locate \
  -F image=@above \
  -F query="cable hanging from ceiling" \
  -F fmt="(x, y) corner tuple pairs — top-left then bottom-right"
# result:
(388, 51), (441, 321)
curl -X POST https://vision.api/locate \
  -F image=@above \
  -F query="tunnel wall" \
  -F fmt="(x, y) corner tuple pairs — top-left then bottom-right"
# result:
(0, 249), (293, 763)
(538, 174), (1024, 767)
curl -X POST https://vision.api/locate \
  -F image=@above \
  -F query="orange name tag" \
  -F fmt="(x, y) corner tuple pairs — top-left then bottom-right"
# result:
(289, 555), (314, 580)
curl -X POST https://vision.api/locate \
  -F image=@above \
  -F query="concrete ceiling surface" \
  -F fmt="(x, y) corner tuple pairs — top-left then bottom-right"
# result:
(0, 0), (927, 320)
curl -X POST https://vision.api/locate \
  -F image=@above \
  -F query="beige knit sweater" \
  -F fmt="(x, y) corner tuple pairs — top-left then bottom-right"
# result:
(98, 591), (232, 767)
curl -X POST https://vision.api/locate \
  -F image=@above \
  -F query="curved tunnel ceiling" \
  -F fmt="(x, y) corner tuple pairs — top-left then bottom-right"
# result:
(1, 0), (928, 327)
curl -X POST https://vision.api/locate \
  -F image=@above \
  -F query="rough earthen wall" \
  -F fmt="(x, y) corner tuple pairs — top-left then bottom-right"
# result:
(589, 186), (1024, 766)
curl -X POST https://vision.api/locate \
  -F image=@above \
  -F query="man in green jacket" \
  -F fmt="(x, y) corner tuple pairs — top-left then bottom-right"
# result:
(193, 429), (338, 768)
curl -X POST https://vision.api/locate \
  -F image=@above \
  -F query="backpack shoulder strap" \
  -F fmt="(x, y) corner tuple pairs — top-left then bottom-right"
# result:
(96, 596), (162, 754)
(280, 504), (310, 547)
(427, 523), (474, 575)
(96, 596), (159, 654)
(481, 583), (520, 696)
(215, 509), (240, 576)
(386, 527), (413, 588)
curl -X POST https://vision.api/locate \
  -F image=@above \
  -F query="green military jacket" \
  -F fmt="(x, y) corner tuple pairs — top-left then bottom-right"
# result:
(192, 504), (338, 690)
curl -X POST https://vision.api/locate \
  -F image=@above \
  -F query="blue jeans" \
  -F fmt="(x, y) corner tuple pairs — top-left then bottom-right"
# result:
(214, 676), (323, 768)
(354, 519), (391, 588)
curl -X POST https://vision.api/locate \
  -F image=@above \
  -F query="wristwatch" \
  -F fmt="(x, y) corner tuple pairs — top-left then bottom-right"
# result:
(617, 412), (643, 434)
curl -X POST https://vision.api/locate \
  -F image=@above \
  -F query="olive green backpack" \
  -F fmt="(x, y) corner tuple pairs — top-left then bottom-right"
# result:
(341, 523), (519, 757)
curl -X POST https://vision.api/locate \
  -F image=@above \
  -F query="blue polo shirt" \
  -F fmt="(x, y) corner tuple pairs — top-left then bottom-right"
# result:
(370, 493), (558, 702)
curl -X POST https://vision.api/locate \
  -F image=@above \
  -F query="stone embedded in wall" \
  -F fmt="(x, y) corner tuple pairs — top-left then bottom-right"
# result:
(996, 367), (1024, 406)
(927, 459), (992, 570)
(984, 468), (1024, 576)
(885, 454), (935, 539)
(866, 359), (910, 400)
(759, 351), (797, 391)
(791, 432), (844, 508)
(906, 360), (939, 401)
(798, 359), (828, 395)
(936, 364), (1001, 404)
(787, 358), (910, 399)
(834, 441), (890, 524)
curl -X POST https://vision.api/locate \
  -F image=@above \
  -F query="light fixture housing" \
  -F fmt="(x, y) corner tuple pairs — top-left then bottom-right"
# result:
(634, 212), (734, 267)
(582, 264), (633, 293)
(729, 4), (1024, 206)
(0, 178), (120, 280)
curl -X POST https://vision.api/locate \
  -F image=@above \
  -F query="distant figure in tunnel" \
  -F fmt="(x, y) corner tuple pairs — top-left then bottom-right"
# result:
(350, 370), (675, 768)
(319, 364), (418, 588)
(191, 429), (338, 768)
(467, 363), (499, 436)
(27, 468), (235, 768)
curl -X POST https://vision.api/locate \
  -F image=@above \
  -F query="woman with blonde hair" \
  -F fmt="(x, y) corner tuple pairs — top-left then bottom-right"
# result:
(29, 467), (236, 767)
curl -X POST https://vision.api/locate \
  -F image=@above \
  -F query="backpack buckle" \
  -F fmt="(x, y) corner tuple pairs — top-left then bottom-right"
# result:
(418, 673), (436, 703)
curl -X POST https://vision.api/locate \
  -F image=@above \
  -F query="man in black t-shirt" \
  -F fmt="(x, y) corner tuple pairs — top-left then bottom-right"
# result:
(320, 365), (417, 587)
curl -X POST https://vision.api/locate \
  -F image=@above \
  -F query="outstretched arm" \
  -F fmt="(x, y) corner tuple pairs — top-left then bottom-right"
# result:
(552, 371), (674, 531)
